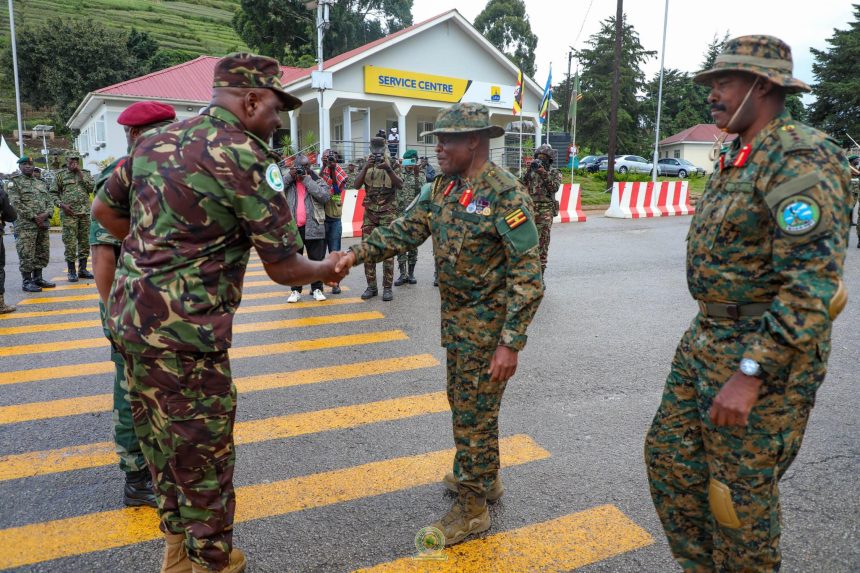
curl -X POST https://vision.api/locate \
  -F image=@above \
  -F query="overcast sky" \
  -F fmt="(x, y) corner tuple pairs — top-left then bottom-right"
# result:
(412, 0), (855, 104)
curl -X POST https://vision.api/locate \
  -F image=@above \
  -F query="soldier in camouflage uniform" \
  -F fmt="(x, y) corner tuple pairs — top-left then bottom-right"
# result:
(91, 101), (178, 511)
(520, 143), (562, 279)
(7, 156), (56, 293)
(644, 36), (851, 572)
(52, 154), (95, 281)
(337, 102), (544, 546)
(849, 155), (859, 246)
(0, 180), (17, 313)
(394, 149), (422, 286)
(353, 136), (402, 301)
(93, 53), (346, 573)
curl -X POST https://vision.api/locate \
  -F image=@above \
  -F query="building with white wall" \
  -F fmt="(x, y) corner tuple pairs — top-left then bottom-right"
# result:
(657, 124), (738, 173)
(67, 9), (550, 173)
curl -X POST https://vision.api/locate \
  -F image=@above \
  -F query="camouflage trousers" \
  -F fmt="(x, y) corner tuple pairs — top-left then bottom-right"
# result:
(14, 222), (50, 273)
(0, 236), (5, 295)
(645, 316), (825, 572)
(533, 203), (554, 275)
(396, 207), (417, 267)
(447, 346), (508, 495)
(60, 212), (90, 263)
(124, 349), (237, 571)
(362, 207), (396, 288)
(99, 302), (147, 473)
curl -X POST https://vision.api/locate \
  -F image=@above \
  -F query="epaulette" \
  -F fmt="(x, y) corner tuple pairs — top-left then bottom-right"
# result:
(418, 182), (433, 202)
(483, 163), (518, 193)
(777, 122), (821, 155)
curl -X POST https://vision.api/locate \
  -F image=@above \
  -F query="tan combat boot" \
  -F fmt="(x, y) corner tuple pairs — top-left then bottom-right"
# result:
(190, 548), (246, 573)
(161, 532), (191, 573)
(0, 295), (15, 314)
(430, 490), (490, 546)
(443, 472), (504, 502)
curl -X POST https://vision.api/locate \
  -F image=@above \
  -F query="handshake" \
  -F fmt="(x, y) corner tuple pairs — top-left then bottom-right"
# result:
(320, 250), (358, 285)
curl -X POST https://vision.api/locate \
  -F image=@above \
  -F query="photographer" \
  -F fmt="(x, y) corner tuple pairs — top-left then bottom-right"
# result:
(520, 144), (562, 281)
(282, 154), (331, 302)
(320, 149), (348, 293)
(353, 136), (401, 301)
(0, 179), (17, 313)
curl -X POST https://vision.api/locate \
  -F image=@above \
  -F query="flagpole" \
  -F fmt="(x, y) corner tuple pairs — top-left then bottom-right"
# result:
(652, 0), (669, 183)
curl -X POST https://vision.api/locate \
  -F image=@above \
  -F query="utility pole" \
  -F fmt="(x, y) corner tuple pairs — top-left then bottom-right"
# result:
(563, 50), (573, 134)
(8, 0), (25, 156)
(606, 0), (623, 192)
(652, 0), (669, 183)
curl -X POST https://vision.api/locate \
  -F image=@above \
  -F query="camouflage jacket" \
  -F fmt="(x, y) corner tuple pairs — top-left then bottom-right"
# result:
(688, 110), (851, 376)
(351, 160), (544, 351)
(397, 169), (422, 214)
(52, 168), (94, 215)
(7, 174), (55, 225)
(98, 105), (303, 354)
(520, 166), (562, 207)
(362, 164), (397, 213)
(89, 158), (124, 248)
(0, 186), (16, 235)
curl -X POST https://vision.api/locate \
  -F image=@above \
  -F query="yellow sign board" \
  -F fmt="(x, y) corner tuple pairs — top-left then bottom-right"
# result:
(364, 66), (470, 103)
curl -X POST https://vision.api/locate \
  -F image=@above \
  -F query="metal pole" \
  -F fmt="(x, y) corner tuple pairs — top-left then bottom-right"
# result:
(8, 0), (25, 156)
(563, 52), (572, 134)
(572, 70), (579, 151)
(652, 0), (669, 183)
(606, 0), (623, 191)
(41, 131), (48, 170)
(317, 3), (325, 167)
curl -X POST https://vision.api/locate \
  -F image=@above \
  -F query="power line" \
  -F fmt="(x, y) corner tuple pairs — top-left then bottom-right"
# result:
(572, 0), (596, 51)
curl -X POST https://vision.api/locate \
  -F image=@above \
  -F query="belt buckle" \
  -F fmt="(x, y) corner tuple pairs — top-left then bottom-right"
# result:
(726, 304), (740, 320)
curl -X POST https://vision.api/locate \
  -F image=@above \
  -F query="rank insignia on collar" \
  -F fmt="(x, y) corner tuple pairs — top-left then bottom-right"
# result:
(443, 180), (456, 197)
(504, 208), (528, 229)
(733, 144), (752, 168)
(458, 187), (474, 207)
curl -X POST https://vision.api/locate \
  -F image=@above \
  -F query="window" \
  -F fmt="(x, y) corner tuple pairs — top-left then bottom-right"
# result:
(78, 132), (89, 154)
(95, 114), (106, 144)
(333, 123), (343, 142)
(673, 149), (681, 159)
(418, 121), (434, 144)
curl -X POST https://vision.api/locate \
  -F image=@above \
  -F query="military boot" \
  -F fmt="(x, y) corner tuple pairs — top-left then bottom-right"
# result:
(0, 295), (16, 314)
(124, 469), (158, 508)
(161, 532), (192, 573)
(32, 270), (55, 289)
(361, 285), (378, 300)
(190, 548), (246, 573)
(433, 270), (439, 287)
(21, 271), (41, 293)
(407, 262), (417, 284)
(430, 489), (490, 546)
(66, 261), (79, 282)
(382, 287), (393, 301)
(443, 472), (504, 502)
(78, 258), (94, 279)
(393, 262), (408, 286)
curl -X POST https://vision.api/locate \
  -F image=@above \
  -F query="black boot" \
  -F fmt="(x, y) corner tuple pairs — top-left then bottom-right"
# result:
(382, 287), (393, 301)
(124, 469), (157, 508)
(67, 261), (79, 282)
(77, 258), (94, 279)
(407, 262), (417, 284)
(21, 271), (41, 293)
(393, 262), (408, 286)
(433, 270), (439, 287)
(32, 269), (55, 288)
(361, 286), (378, 300)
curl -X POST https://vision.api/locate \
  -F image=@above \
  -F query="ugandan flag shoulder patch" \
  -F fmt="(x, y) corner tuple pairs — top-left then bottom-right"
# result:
(504, 208), (528, 230)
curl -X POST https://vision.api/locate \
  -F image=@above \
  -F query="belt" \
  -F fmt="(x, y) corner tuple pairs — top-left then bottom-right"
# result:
(698, 301), (770, 320)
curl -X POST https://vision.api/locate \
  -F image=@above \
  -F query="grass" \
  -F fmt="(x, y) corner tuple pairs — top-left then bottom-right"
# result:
(560, 169), (707, 207)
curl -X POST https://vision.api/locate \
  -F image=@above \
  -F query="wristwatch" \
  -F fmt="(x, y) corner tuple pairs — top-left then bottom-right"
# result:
(739, 358), (762, 377)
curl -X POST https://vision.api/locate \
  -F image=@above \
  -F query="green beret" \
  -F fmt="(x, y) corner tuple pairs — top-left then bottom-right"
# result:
(17, 156), (32, 164)
(403, 149), (418, 160)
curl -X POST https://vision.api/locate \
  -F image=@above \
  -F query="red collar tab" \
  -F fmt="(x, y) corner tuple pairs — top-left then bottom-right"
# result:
(733, 144), (752, 168)
(719, 155), (725, 171)
(443, 180), (456, 197)
(459, 187), (474, 207)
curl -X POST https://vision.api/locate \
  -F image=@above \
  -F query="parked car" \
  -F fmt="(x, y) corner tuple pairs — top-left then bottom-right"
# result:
(578, 155), (599, 170)
(598, 155), (654, 174)
(657, 158), (705, 178)
(585, 155), (607, 173)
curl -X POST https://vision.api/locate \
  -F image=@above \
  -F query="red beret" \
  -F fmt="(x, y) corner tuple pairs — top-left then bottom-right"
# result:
(117, 101), (177, 127)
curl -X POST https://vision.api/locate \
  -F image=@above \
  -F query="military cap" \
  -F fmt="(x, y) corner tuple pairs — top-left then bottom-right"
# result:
(693, 35), (811, 94)
(66, 153), (81, 163)
(17, 156), (32, 164)
(848, 155), (859, 162)
(402, 149), (418, 160)
(118, 101), (177, 127)
(370, 137), (387, 153)
(213, 52), (303, 111)
(421, 102), (505, 138)
(535, 144), (556, 162)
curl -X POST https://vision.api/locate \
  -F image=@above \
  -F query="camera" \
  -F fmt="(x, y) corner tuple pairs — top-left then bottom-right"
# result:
(530, 158), (543, 171)
(372, 153), (384, 164)
(295, 167), (305, 176)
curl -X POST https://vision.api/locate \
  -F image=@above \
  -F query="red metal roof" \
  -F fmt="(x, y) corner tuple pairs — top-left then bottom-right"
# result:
(660, 124), (738, 145)
(95, 56), (303, 102)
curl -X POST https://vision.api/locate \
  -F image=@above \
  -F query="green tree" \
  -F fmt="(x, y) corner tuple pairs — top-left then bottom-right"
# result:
(233, 0), (414, 66)
(641, 68), (703, 140)
(808, 4), (860, 146)
(474, 0), (538, 77)
(574, 13), (655, 155)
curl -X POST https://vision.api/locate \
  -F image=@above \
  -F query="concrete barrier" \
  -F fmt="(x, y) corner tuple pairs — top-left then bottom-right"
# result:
(340, 188), (365, 238)
(605, 181), (694, 219)
(553, 183), (587, 223)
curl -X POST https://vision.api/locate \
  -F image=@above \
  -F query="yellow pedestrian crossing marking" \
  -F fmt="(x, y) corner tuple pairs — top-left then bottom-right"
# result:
(0, 354), (439, 425)
(50, 262), (264, 282)
(0, 312), (384, 357)
(43, 283), (98, 291)
(0, 330), (409, 385)
(18, 293), (102, 304)
(0, 435), (548, 569)
(0, 306), (97, 320)
(0, 318), (102, 335)
(16, 286), (349, 305)
(0, 391), (450, 481)
(353, 504), (654, 573)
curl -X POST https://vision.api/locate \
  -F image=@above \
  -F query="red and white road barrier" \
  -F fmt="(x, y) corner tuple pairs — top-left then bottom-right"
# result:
(553, 183), (587, 223)
(340, 188), (365, 238)
(604, 180), (694, 219)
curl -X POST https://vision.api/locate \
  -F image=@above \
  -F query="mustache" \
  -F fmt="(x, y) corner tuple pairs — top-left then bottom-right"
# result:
(710, 104), (727, 112)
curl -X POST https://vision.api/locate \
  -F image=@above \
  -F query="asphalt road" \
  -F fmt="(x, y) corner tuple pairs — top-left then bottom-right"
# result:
(0, 215), (857, 572)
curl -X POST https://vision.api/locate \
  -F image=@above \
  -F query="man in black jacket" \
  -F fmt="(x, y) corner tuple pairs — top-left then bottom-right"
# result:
(0, 180), (18, 313)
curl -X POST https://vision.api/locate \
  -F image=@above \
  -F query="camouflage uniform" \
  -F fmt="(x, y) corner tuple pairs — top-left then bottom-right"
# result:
(396, 168), (421, 268)
(350, 103), (543, 545)
(645, 36), (852, 572)
(520, 147), (562, 276)
(97, 54), (303, 571)
(0, 185), (17, 310)
(361, 147), (397, 289)
(7, 172), (54, 274)
(52, 166), (94, 265)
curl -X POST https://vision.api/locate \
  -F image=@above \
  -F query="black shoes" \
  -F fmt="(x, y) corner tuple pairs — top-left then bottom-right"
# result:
(382, 287), (393, 301)
(32, 270), (55, 289)
(78, 258), (94, 279)
(331, 285), (342, 294)
(361, 286), (378, 300)
(21, 271), (41, 292)
(124, 469), (157, 508)
(407, 263), (417, 284)
(67, 262), (78, 282)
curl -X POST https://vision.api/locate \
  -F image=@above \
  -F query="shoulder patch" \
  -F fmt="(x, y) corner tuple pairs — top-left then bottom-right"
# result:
(503, 208), (528, 230)
(776, 195), (821, 236)
(265, 163), (285, 192)
(495, 205), (538, 253)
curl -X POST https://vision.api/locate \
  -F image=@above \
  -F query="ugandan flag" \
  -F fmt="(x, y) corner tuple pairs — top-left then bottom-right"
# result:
(504, 208), (528, 230)
(513, 69), (523, 115)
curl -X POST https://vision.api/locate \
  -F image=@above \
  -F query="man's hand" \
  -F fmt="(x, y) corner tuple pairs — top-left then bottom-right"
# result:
(60, 203), (73, 215)
(488, 345), (518, 383)
(321, 251), (349, 285)
(709, 371), (763, 427)
(34, 212), (50, 229)
(334, 250), (356, 274)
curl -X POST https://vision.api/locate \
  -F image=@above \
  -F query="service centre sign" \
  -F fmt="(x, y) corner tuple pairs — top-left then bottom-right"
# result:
(364, 66), (517, 109)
